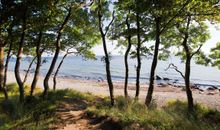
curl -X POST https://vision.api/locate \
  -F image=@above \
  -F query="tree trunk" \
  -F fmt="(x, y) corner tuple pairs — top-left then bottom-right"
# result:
(135, 8), (141, 99)
(43, 8), (72, 98)
(30, 31), (42, 96)
(22, 56), (36, 85)
(3, 29), (13, 89)
(15, 12), (27, 103)
(0, 45), (8, 99)
(124, 13), (132, 98)
(185, 56), (194, 112)
(182, 16), (194, 113)
(53, 53), (68, 90)
(98, 1), (114, 105)
(145, 17), (161, 107)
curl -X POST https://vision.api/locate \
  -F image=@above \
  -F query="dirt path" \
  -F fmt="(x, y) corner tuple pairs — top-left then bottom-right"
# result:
(51, 98), (121, 130)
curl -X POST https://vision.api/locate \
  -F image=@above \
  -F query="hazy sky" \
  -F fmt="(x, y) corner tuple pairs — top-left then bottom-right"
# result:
(92, 23), (220, 56)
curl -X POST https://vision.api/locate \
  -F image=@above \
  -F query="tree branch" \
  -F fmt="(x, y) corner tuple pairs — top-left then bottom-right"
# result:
(160, 0), (191, 34)
(22, 56), (37, 85)
(165, 63), (185, 79)
(190, 44), (203, 58)
(104, 11), (115, 36)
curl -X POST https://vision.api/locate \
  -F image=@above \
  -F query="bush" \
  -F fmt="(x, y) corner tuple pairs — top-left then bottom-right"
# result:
(0, 99), (20, 119)
(1, 100), (16, 115)
(6, 83), (19, 95)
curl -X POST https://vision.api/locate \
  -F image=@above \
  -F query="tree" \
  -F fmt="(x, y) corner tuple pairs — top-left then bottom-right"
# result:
(0, 0), (17, 99)
(43, 1), (95, 98)
(112, 0), (152, 98)
(43, 6), (72, 98)
(171, 0), (220, 112)
(111, 0), (135, 97)
(30, 31), (43, 96)
(53, 49), (75, 90)
(168, 18), (210, 112)
(93, 0), (115, 105)
(14, 1), (29, 102)
(145, 0), (191, 107)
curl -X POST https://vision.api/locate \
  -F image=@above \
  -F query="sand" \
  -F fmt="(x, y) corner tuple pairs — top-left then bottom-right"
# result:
(6, 71), (220, 110)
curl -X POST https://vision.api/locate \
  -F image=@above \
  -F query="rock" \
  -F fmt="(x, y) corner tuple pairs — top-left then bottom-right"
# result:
(98, 77), (104, 82)
(158, 83), (167, 87)
(163, 77), (170, 81)
(198, 88), (204, 92)
(156, 75), (162, 80)
(207, 92), (215, 95)
(173, 85), (180, 88)
(173, 79), (179, 83)
(199, 91), (204, 94)
(207, 86), (218, 91)
(168, 83), (172, 85)
(191, 84), (199, 89)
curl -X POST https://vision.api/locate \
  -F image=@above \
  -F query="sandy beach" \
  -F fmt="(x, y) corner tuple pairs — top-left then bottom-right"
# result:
(6, 71), (220, 110)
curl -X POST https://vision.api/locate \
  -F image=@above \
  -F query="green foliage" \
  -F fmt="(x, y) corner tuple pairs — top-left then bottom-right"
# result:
(209, 42), (220, 69)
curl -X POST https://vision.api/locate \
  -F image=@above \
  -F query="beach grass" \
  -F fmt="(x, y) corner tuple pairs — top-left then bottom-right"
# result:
(0, 83), (220, 130)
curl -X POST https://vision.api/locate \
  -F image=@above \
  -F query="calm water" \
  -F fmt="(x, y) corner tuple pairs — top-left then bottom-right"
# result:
(8, 56), (220, 88)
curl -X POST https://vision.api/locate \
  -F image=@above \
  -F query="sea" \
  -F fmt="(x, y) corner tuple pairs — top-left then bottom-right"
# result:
(8, 55), (220, 89)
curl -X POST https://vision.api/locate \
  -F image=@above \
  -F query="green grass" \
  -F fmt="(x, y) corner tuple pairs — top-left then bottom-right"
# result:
(0, 84), (95, 130)
(0, 83), (220, 130)
(87, 96), (220, 130)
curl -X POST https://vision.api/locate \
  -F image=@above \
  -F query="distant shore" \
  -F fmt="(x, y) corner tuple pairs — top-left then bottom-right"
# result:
(7, 71), (220, 110)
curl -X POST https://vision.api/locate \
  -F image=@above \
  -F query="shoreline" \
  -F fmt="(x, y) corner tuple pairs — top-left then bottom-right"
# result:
(6, 71), (220, 110)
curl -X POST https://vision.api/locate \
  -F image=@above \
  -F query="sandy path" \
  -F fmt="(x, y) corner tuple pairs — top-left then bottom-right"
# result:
(7, 71), (220, 110)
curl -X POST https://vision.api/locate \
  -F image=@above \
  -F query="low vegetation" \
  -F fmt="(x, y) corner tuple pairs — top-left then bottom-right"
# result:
(0, 84), (219, 130)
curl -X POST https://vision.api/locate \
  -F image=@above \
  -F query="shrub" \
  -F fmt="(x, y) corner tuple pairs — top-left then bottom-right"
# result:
(6, 83), (19, 95)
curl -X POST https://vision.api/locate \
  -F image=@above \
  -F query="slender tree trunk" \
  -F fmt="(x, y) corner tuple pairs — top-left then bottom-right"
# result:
(53, 53), (68, 90)
(22, 56), (37, 85)
(0, 45), (8, 99)
(124, 13), (132, 98)
(182, 16), (194, 113)
(185, 56), (194, 112)
(100, 32), (114, 106)
(30, 31), (42, 96)
(98, 1), (114, 105)
(3, 27), (13, 90)
(15, 11), (27, 103)
(135, 7), (141, 99)
(145, 17), (161, 107)
(3, 36), (12, 89)
(43, 8), (72, 98)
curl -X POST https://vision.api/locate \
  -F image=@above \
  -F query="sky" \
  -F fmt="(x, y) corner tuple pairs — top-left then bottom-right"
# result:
(92, 23), (220, 56)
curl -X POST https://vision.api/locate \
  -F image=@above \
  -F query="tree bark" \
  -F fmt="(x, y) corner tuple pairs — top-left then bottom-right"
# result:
(0, 45), (8, 99)
(43, 7), (72, 98)
(185, 56), (194, 112)
(22, 56), (37, 85)
(30, 31), (42, 96)
(3, 29), (13, 89)
(124, 13), (132, 98)
(15, 10), (27, 103)
(145, 17), (161, 107)
(182, 16), (194, 113)
(53, 53), (68, 90)
(98, 0), (114, 105)
(135, 6), (141, 99)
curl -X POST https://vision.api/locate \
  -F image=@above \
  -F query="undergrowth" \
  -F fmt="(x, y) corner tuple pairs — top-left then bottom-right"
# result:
(0, 83), (219, 130)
